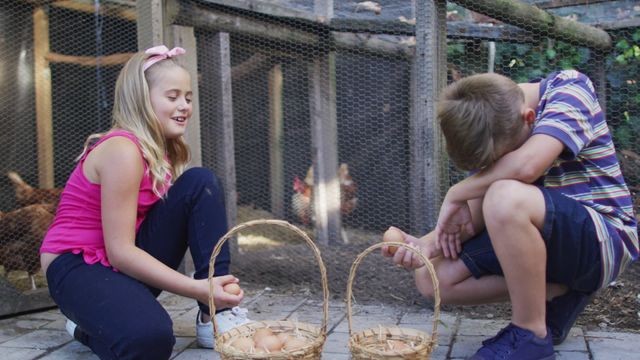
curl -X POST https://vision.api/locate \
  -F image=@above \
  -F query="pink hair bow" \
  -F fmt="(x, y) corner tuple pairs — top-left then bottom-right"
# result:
(142, 45), (186, 71)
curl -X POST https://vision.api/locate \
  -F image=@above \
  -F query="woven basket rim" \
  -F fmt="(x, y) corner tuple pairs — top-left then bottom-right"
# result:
(346, 242), (441, 358)
(207, 220), (330, 359)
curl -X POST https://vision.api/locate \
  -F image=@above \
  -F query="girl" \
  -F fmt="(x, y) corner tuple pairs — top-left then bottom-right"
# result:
(40, 46), (249, 359)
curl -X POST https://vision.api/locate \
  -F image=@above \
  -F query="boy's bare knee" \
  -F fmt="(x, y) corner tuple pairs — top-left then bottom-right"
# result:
(416, 272), (458, 304)
(484, 180), (528, 221)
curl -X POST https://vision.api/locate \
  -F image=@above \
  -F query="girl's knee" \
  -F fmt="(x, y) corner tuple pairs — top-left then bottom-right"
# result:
(179, 167), (223, 194)
(117, 322), (175, 359)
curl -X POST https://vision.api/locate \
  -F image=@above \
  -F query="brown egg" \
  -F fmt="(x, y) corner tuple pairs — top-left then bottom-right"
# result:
(283, 337), (308, 351)
(253, 327), (274, 341)
(223, 283), (242, 295)
(383, 227), (404, 255)
(230, 337), (254, 352)
(385, 339), (409, 351)
(254, 334), (283, 352)
(276, 332), (292, 343)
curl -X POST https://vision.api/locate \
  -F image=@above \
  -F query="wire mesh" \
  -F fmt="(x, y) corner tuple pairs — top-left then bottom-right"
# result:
(0, 0), (638, 316)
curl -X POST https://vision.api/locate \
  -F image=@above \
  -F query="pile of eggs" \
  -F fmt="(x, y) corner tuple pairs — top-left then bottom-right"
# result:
(229, 327), (311, 354)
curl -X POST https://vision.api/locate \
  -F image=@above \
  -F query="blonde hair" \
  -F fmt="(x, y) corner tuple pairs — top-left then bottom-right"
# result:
(438, 73), (525, 171)
(79, 51), (190, 197)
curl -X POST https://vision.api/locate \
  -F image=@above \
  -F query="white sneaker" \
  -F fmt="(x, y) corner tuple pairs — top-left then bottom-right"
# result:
(65, 319), (77, 339)
(196, 307), (251, 348)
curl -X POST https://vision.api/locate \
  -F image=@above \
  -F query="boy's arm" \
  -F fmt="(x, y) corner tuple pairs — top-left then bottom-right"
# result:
(436, 134), (564, 258)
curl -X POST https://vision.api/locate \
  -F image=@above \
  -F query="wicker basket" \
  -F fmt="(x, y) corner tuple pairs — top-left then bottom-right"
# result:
(208, 219), (329, 359)
(347, 242), (441, 360)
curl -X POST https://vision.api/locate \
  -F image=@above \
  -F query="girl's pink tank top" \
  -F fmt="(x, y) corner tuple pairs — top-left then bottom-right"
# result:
(40, 130), (169, 268)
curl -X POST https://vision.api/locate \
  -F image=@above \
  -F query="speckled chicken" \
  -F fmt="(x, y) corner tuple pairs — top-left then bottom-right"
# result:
(291, 163), (358, 225)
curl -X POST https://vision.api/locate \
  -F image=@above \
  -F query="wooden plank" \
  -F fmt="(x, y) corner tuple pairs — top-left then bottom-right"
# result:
(308, 54), (341, 245)
(452, 0), (612, 50)
(172, 26), (202, 168)
(169, 1), (320, 47)
(200, 32), (238, 231)
(410, 0), (446, 234)
(269, 65), (285, 219)
(196, 0), (319, 22)
(51, 0), (136, 21)
(33, 7), (54, 189)
(526, 0), (610, 9)
(446, 22), (536, 43)
(45, 52), (133, 66)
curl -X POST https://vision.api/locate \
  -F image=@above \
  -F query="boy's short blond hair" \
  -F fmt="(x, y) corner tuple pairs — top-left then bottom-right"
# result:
(438, 73), (526, 171)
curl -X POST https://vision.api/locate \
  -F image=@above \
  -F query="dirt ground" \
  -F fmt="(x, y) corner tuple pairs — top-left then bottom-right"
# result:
(232, 222), (640, 334)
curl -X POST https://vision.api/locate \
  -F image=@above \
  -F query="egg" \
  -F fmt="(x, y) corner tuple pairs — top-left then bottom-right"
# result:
(230, 337), (254, 352)
(254, 334), (283, 352)
(253, 327), (274, 341)
(223, 283), (242, 295)
(385, 339), (409, 351)
(383, 227), (404, 255)
(276, 332), (292, 343)
(283, 337), (308, 351)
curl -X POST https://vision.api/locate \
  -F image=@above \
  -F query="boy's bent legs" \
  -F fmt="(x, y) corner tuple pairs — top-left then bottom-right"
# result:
(483, 180), (548, 337)
(46, 253), (174, 360)
(416, 256), (510, 305)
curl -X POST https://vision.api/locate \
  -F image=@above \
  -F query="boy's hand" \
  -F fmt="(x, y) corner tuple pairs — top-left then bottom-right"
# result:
(435, 199), (474, 259)
(382, 229), (438, 269)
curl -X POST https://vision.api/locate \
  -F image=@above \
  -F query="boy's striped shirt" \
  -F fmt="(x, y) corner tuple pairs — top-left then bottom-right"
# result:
(532, 70), (638, 288)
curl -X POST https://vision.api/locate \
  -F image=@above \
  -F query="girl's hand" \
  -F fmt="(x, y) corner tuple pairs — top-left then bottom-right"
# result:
(202, 275), (244, 309)
(435, 199), (474, 259)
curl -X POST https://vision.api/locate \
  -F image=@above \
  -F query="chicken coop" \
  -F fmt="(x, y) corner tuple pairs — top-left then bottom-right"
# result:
(1, 0), (639, 316)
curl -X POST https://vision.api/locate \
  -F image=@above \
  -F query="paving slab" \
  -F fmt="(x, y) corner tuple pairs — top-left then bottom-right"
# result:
(0, 292), (638, 359)
(586, 330), (640, 360)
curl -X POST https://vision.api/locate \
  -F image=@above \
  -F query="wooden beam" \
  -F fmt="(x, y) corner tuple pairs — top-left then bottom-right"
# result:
(201, 32), (238, 230)
(45, 52), (133, 66)
(410, 0), (447, 234)
(527, 0), (610, 9)
(33, 7), (54, 189)
(452, 0), (612, 50)
(172, 25), (201, 168)
(269, 64), (285, 219)
(309, 54), (341, 245)
(136, 0), (167, 50)
(51, 0), (136, 22)
(169, 1), (320, 47)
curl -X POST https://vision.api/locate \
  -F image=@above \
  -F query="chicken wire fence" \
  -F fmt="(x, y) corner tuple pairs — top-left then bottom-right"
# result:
(0, 0), (638, 316)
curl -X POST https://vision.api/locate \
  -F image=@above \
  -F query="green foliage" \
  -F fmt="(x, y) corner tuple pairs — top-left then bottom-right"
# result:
(447, 27), (640, 155)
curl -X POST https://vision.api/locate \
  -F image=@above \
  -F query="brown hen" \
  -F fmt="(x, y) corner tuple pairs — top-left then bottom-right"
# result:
(6, 171), (62, 210)
(0, 203), (54, 290)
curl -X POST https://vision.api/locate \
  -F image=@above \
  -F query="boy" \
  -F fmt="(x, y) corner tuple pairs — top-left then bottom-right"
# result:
(383, 70), (638, 360)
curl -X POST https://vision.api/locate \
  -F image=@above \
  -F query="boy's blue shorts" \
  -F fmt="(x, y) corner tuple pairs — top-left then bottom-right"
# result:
(459, 186), (602, 293)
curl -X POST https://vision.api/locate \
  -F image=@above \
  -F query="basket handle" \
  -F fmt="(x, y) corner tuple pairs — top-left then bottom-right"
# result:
(208, 219), (330, 341)
(346, 241), (440, 341)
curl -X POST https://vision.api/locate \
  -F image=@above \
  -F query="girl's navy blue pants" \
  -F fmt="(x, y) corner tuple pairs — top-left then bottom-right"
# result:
(45, 168), (230, 359)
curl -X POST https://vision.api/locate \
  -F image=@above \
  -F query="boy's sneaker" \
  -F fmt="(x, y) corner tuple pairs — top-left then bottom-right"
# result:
(469, 323), (555, 360)
(546, 290), (595, 345)
(196, 307), (251, 348)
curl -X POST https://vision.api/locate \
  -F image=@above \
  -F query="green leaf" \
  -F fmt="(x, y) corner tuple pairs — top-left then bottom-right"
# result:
(546, 49), (557, 59)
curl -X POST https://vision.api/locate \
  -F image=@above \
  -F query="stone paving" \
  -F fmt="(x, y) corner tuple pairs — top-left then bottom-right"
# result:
(0, 289), (637, 359)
